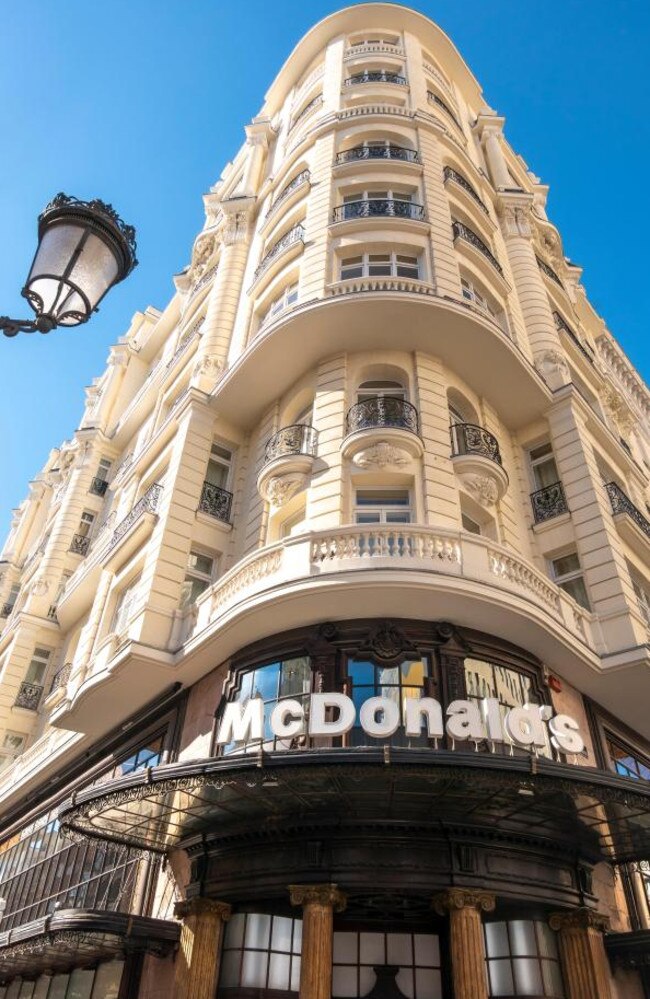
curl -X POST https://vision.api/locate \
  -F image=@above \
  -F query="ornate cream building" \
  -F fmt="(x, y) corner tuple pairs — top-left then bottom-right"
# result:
(1, 5), (650, 999)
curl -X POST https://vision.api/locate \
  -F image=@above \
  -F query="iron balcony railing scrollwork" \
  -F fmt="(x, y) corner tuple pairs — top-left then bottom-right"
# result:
(443, 166), (489, 214)
(537, 255), (564, 288)
(336, 145), (420, 165)
(14, 681), (44, 712)
(267, 170), (311, 217)
(108, 482), (163, 552)
(427, 92), (462, 130)
(49, 662), (72, 696)
(89, 476), (109, 497)
(264, 425), (318, 466)
(290, 94), (323, 130)
(450, 424), (503, 465)
(344, 70), (407, 87)
(254, 224), (305, 282)
(553, 311), (594, 364)
(333, 199), (425, 223)
(530, 482), (569, 524)
(346, 397), (420, 436)
(605, 482), (650, 540)
(198, 482), (233, 523)
(69, 533), (91, 557)
(452, 221), (503, 275)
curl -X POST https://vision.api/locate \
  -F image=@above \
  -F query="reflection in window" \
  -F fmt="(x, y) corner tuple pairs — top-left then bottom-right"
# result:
(110, 736), (163, 778)
(4, 962), (125, 999)
(222, 658), (312, 755)
(464, 658), (551, 757)
(220, 912), (302, 992)
(332, 930), (442, 999)
(484, 920), (564, 997)
(606, 736), (650, 781)
(347, 658), (430, 747)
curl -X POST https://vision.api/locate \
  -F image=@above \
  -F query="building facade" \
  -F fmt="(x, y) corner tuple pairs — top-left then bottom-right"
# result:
(1, 4), (650, 997)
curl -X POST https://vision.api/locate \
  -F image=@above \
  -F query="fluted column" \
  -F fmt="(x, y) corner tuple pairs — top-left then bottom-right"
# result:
(173, 897), (231, 999)
(432, 888), (495, 999)
(289, 884), (347, 999)
(549, 908), (613, 999)
(482, 124), (511, 190)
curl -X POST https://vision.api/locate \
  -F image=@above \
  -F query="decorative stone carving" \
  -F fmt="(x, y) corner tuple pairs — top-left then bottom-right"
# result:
(29, 576), (51, 597)
(432, 888), (496, 915)
(535, 348), (570, 389)
(602, 385), (635, 438)
(549, 908), (610, 933)
(364, 622), (414, 664)
(458, 473), (500, 507)
(352, 442), (410, 469)
(193, 355), (224, 380)
(188, 233), (218, 285)
(261, 474), (308, 508)
(289, 884), (347, 911)
(221, 199), (255, 246)
(175, 898), (232, 921)
(500, 203), (533, 239)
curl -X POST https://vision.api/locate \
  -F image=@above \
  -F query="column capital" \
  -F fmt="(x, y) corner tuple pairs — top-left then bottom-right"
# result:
(549, 907), (610, 933)
(174, 897), (232, 921)
(432, 888), (496, 916)
(289, 883), (347, 912)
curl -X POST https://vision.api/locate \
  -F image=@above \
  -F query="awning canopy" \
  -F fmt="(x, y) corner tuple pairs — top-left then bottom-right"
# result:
(0, 910), (179, 981)
(59, 749), (650, 864)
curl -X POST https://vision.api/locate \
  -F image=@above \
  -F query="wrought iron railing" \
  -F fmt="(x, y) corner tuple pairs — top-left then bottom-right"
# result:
(108, 482), (163, 552)
(336, 144), (419, 164)
(268, 170), (310, 217)
(14, 681), (44, 712)
(69, 533), (91, 556)
(198, 482), (233, 523)
(346, 397), (420, 435)
(264, 425), (318, 465)
(0, 602), (14, 618)
(605, 482), (650, 539)
(452, 221), (503, 275)
(443, 166), (488, 214)
(450, 424), (502, 465)
(530, 482), (569, 524)
(290, 94), (323, 130)
(344, 70), (407, 86)
(49, 662), (72, 695)
(427, 92), (461, 129)
(333, 199), (425, 223)
(254, 224), (305, 281)
(553, 311), (594, 364)
(537, 255), (563, 287)
(89, 476), (109, 497)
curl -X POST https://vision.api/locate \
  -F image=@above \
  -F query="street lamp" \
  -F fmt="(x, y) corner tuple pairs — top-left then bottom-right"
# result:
(0, 193), (137, 337)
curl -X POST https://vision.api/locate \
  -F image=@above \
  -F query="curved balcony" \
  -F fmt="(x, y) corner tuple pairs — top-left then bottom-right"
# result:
(531, 482), (570, 525)
(335, 144), (420, 165)
(88, 476), (109, 497)
(443, 166), (489, 215)
(333, 198), (425, 224)
(257, 425), (318, 507)
(452, 220), (503, 276)
(253, 224), (305, 285)
(344, 70), (407, 87)
(605, 481), (650, 557)
(450, 423), (508, 504)
(342, 396), (423, 464)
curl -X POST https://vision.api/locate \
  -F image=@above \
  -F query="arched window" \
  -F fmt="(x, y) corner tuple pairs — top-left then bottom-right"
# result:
(357, 379), (406, 403)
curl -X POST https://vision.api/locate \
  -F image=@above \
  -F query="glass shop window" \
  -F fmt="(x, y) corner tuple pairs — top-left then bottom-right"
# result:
(464, 658), (552, 757)
(221, 657), (313, 756)
(220, 912), (302, 992)
(606, 735), (650, 781)
(346, 657), (431, 747)
(332, 930), (442, 999)
(484, 920), (564, 997)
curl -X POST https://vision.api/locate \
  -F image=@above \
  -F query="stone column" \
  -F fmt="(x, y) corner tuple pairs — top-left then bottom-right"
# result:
(173, 898), (231, 999)
(549, 908), (613, 999)
(482, 125), (511, 191)
(432, 888), (495, 999)
(289, 884), (347, 999)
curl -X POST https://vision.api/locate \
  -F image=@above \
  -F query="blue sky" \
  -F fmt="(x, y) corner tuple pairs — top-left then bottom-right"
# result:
(0, 0), (648, 540)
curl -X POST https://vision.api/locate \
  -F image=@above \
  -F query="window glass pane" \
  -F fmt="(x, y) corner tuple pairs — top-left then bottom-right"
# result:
(360, 932), (385, 964)
(510, 920), (537, 956)
(359, 967), (376, 997)
(559, 576), (590, 610)
(90, 961), (124, 999)
(241, 950), (268, 988)
(534, 457), (559, 488)
(513, 957), (544, 994)
(552, 554), (580, 577)
(387, 933), (412, 965)
(537, 921), (559, 959)
(396, 969), (415, 999)
(271, 915), (294, 952)
(542, 958), (565, 996)
(290, 956), (302, 991)
(414, 967), (442, 999)
(66, 969), (95, 999)
(188, 552), (213, 575)
(488, 959), (514, 996)
(220, 949), (241, 987)
(334, 932), (358, 963)
(17, 984), (34, 999)
(485, 921), (510, 958)
(333, 967), (358, 997)
(225, 911), (246, 948)
(245, 912), (272, 949)
(414, 933), (439, 966)
(292, 919), (303, 953)
(268, 952), (291, 989)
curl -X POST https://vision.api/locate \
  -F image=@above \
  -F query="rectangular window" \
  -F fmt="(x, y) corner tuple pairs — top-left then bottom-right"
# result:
(180, 551), (215, 609)
(332, 930), (442, 999)
(220, 912), (302, 992)
(355, 489), (411, 524)
(606, 735), (650, 781)
(340, 255), (364, 280)
(259, 283), (298, 328)
(340, 252), (420, 281)
(461, 512), (482, 535)
(484, 920), (565, 997)
(550, 552), (590, 610)
(529, 443), (560, 490)
(206, 443), (233, 489)
(25, 648), (51, 685)
(111, 576), (141, 636)
(632, 576), (650, 627)
(77, 511), (95, 538)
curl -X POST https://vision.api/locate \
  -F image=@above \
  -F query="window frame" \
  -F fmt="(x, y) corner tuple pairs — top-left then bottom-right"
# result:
(549, 550), (591, 611)
(340, 250), (420, 281)
(354, 488), (412, 525)
(180, 549), (217, 609)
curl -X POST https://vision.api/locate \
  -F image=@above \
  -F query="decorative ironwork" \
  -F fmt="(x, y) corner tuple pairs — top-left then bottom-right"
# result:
(333, 199), (425, 223)
(0, 602), (14, 618)
(41, 193), (138, 265)
(346, 397), (420, 435)
(290, 94), (323, 129)
(537, 255), (563, 287)
(198, 482), (233, 522)
(46, 605), (58, 621)
(89, 476), (109, 497)
(49, 662), (72, 695)
(69, 533), (91, 556)
(452, 221), (503, 275)
(268, 170), (310, 216)
(254, 224), (305, 281)
(553, 311), (594, 363)
(264, 425), (318, 465)
(450, 423), (502, 464)
(108, 483), (162, 551)
(427, 92), (461, 129)
(530, 481), (569, 523)
(443, 166), (488, 214)
(14, 681), (44, 711)
(336, 144), (419, 164)
(605, 482), (650, 539)
(344, 70), (407, 86)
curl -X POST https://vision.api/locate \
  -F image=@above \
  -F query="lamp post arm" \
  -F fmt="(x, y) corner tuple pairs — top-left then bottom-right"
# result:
(0, 315), (54, 337)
